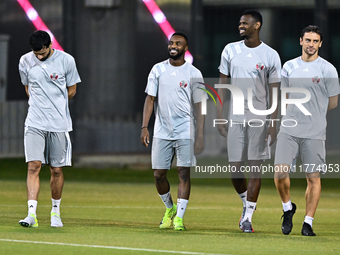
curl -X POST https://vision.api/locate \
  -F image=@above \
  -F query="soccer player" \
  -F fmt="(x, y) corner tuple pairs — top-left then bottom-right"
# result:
(274, 25), (339, 236)
(216, 10), (281, 232)
(140, 32), (205, 230)
(18, 30), (81, 227)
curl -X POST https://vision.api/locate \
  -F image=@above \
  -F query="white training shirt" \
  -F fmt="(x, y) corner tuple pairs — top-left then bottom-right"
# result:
(219, 40), (281, 122)
(19, 49), (81, 132)
(279, 56), (340, 140)
(145, 59), (206, 140)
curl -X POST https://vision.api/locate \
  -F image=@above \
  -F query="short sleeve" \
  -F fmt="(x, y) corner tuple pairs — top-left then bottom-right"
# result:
(324, 65), (340, 97)
(191, 70), (207, 104)
(18, 57), (28, 86)
(65, 56), (81, 86)
(268, 51), (281, 84)
(145, 65), (159, 97)
(280, 62), (290, 88)
(218, 45), (230, 76)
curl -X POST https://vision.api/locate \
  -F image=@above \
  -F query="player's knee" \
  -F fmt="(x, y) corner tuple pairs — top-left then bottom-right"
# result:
(50, 167), (63, 177)
(274, 164), (290, 179)
(153, 170), (167, 183)
(178, 167), (190, 183)
(306, 176), (320, 187)
(274, 171), (289, 179)
(27, 161), (41, 174)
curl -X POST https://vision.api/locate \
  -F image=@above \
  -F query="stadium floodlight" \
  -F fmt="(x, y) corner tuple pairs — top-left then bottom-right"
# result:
(17, 0), (64, 51)
(142, 0), (193, 64)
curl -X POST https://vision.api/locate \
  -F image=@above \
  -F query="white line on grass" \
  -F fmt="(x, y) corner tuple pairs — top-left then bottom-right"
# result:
(0, 239), (231, 255)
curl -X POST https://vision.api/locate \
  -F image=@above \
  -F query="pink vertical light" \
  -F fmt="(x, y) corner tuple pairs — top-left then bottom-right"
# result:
(17, 0), (64, 51)
(142, 0), (193, 63)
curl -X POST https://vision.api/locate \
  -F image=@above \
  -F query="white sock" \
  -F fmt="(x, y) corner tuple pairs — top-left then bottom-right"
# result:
(176, 198), (188, 218)
(244, 201), (256, 223)
(28, 200), (37, 215)
(304, 215), (314, 227)
(282, 199), (292, 212)
(159, 191), (173, 209)
(238, 191), (247, 207)
(51, 198), (61, 215)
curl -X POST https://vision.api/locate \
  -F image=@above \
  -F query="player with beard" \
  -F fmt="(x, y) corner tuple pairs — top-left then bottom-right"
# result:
(140, 32), (206, 230)
(216, 10), (281, 232)
(274, 25), (339, 236)
(18, 30), (80, 228)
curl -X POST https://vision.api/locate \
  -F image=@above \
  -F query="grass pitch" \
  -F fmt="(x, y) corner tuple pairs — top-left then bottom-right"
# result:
(0, 158), (340, 255)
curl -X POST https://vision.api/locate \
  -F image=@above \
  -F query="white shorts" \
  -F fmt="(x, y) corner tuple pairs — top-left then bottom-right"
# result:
(227, 122), (269, 162)
(151, 138), (196, 169)
(24, 126), (72, 167)
(274, 132), (326, 173)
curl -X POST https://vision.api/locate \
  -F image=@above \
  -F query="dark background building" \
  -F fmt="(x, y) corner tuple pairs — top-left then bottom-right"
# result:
(1, 0), (340, 157)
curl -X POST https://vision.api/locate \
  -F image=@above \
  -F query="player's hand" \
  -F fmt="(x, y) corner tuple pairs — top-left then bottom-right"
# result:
(266, 126), (276, 146)
(140, 128), (150, 147)
(194, 135), (204, 155)
(216, 123), (228, 138)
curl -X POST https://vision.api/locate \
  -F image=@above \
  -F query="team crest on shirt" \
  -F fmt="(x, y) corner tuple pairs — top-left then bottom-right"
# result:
(256, 62), (265, 71)
(179, 80), (188, 88)
(312, 76), (321, 84)
(50, 73), (59, 81)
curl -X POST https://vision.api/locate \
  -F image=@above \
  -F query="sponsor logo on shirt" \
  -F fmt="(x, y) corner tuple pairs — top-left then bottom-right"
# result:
(256, 63), (265, 71)
(179, 80), (188, 88)
(312, 76), (320, 84)
(50, 73), (59, 81)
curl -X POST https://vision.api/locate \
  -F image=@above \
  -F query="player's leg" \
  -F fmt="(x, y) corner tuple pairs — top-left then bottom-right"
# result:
(300, 139), (325, 236)
(230, 162), (247, 194)
(50, 166), (64, 200)
(49, 166), (64, 227)
(274, 164), (291, 204)
(154, 168), (176, 216)
(177, 166), (190, 200)
(27, 161), (42, 201)
(240, 159), (262, 232)
(274, 133), (299, 235)
(48, 131), (71, 227)
(174, 166), (190, 230)
(19, 127), (46, 228)
(304, 172), (320, 234)
(230, 162), (247, 229)
(240, 124), (267, 232)
(227, 125), (248, 229)
(152, 138), (176, 228)
(154, 169), (170, 194)
(173, 139), (194, 230)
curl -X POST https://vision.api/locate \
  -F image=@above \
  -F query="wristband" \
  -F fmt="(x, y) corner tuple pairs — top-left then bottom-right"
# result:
(141, 126), (148, 129)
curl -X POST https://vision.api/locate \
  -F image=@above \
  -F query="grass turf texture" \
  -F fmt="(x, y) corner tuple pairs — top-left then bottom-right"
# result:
(0, 158), (339, 255)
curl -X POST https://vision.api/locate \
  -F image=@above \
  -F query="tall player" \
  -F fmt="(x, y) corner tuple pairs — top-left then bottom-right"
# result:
(18, 30), (81, 227)
(140, 32), (205, 230)
(216, 10), (281, 232)
(274, 25), (339, 236)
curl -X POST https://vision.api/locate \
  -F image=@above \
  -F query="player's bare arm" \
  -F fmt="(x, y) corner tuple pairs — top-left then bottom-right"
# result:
(194, 102), (205, 155)
(140, 95), (155, 147)
(327, 95), (338, 111)
(67, 84), (77, 99)
(216, 72), (229, 137)
(24, 85), (29, 97)
(266, 82), (280, 145)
